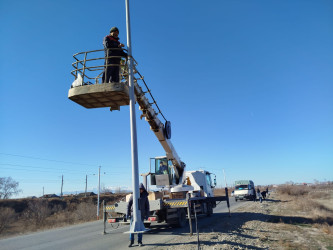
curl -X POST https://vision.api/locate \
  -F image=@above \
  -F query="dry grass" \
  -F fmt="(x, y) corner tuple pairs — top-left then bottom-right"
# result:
(75, 203), (96, 221)
(277, 185), (310, 196)
(0, 193), (126, 238)
(0, 207), (16, 233)
(214, 187), (233, 196)
(277, 184), (333, 236)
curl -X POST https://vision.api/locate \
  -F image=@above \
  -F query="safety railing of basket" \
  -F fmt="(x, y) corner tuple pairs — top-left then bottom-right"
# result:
(71, 48), (136, 86)
(70, 49), (168, 122)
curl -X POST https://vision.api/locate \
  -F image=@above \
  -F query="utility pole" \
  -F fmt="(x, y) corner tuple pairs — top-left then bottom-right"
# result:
(125, 0), (146, 233)
(223, 169), (228, 187)
(60, 175), (63, 197)
(223, 169), (231, 216)
(97, 166), (101, 219)
(85, 174), (87, 197)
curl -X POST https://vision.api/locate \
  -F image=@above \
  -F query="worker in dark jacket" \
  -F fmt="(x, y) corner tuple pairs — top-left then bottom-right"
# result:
(102, 27), (128, 83)
(127, 183), (149, 247)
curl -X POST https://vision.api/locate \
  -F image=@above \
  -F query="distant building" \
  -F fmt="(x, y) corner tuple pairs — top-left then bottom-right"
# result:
(77, 192), (96, 197)
(42, 194), (59, 198)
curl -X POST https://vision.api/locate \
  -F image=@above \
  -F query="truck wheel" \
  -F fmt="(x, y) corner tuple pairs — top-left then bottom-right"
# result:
(144, 222), (151, 228)
(235, 198), (238, 202)
(207, 203), (213, 217)
(176, 208), (187, 228)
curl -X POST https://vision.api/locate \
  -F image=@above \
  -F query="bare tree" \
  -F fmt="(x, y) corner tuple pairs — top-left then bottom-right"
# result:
(101, 183), (112, 194)
(0, 177), (21, 199)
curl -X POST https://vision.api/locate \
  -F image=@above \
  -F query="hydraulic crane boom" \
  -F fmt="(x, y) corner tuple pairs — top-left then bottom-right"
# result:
(68, 48), (185, 185)
(133, 80), (185, 184)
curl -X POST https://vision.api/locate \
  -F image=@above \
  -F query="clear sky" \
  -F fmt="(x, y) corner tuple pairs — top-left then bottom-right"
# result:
(1, 0), (332, 198)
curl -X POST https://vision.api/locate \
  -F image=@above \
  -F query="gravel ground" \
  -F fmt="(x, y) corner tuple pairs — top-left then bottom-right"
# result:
(157, 191), (333, 250)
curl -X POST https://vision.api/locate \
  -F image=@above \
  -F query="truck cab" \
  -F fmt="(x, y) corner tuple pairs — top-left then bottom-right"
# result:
(185, 170), (216, 197)
(150, 157), (174, 187)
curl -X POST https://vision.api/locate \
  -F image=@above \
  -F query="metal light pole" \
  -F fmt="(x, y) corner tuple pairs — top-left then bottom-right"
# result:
(85, 174), (87, 197)
(223, 168), (228, 187)
(97, 166), (101, 219)
(125, 0), (146, 233)
(60, 175), (63, 198)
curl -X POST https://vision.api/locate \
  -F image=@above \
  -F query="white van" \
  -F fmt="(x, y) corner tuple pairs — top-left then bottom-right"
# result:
(234, 180), (255, 201)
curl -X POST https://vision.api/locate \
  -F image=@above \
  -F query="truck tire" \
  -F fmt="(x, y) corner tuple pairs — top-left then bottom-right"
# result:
(144, 222), (151, 228)
(235, 198), (238, 202)
(207, 202), (213, 217)
(175, 208), (187, 228)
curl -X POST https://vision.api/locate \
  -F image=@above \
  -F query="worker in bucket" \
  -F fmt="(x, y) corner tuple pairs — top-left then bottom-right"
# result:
(127, 183), (150, 247)
(102, 27), (128, 83)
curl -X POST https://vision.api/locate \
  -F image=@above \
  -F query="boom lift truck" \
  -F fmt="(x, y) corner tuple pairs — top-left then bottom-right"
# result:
(68, 49), (230, 230)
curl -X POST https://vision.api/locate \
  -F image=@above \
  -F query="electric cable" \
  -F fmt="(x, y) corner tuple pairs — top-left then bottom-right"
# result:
(0, 152), (96, 167)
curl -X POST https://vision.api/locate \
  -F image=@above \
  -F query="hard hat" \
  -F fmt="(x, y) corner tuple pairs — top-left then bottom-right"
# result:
(110, 27), (119, 33)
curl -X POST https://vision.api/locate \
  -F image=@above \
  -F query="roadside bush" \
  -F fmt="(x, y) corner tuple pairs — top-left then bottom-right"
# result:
(75, 203), (96, 221)
(0, 194), (126, 238)
(277, 185), (310, 196)
(0, 207), (16, 233)
(23, 200), (51, 226)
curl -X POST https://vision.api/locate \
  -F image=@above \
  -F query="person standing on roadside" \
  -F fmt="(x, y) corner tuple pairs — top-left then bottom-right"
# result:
(261, 190), (267, 199)
(257, 188), (262, 203)
(127, 183), (149, 247)
(102, 27), (128, 83)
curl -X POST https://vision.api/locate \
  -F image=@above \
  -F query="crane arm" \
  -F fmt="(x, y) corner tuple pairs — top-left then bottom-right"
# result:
(133, 80), (185, 184)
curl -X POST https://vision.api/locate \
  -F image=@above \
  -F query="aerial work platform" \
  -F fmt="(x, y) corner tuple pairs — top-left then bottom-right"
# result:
(68, 49), (131, 111)
(68, 49), (170, 140)
(68, 82), (129, 110)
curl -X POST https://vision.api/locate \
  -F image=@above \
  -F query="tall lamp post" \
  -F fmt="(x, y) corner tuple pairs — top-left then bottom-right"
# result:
(95, 166), (105, 219)
(125, 0), (146, 233)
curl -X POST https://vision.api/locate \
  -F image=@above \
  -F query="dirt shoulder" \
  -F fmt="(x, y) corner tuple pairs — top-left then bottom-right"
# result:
(162, 191), (333, 249)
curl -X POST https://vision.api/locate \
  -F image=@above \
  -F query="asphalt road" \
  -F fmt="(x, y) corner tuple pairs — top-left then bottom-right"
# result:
(0, 197), (248, 250)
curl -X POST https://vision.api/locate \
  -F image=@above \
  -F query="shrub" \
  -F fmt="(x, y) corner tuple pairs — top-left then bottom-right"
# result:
(23, 200), (51, 226)
(277, 185), (310, 196)
(0, 207), (15, 233)
(75, 203), (96, 221)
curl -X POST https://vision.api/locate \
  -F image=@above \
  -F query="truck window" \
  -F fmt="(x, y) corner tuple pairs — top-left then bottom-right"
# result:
(206, 173), (212, 187)
(235, 185), (248, 190)
(155, 158), (169, 175)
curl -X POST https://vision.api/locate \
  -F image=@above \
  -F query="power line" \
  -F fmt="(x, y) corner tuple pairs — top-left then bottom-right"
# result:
(0, 164), (124, 176)
(0, 152), (97, 167)
(0, 163), (87, 174)
(0, 166), (75, 174)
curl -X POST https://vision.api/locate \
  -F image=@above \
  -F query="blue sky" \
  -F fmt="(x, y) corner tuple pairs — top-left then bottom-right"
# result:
(1, 0), (332, 198)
